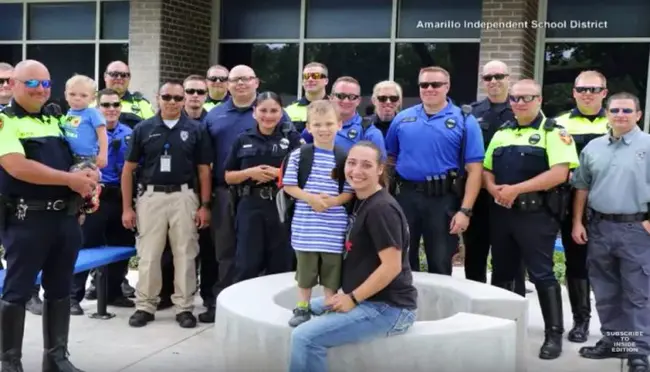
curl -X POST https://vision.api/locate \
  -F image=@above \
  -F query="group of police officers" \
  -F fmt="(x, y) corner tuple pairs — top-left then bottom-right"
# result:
(0, 54), (649, 372)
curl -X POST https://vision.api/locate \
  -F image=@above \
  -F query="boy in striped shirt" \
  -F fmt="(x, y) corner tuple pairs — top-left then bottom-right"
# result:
(283, 100), (354, 327)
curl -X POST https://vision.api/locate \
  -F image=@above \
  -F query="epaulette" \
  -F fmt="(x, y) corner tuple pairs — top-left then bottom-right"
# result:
(543, 118), (560, 132)
(43, 102), (62, 117)
(499, 120), (517, 130)
(131, 91), (149, 103)
(280, 121), (293, 137)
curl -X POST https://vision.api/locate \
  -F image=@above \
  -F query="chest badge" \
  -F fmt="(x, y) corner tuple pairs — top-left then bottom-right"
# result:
(445, 118), (456, 129)
(279, 138), (289, 150)
(528, 133), (541, 145)
(131, 104), (141, 113)
(347, 129), (358, 139)
(180, 130), (188, 142)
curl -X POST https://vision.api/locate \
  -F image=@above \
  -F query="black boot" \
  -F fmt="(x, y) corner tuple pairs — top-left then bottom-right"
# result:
(567, 279), (590, 343)
(42, 297), (84, 372)
(0, 300), (25, 372)
(538, 283), (564, 360)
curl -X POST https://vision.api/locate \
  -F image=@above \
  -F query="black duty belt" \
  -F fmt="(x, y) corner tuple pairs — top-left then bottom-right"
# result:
(14, 198), (70, 211)
(238, 185), (277, 200)
(147, 184), (193, 193)
(397, 174), (455, 196)
(591, 210), (647, 223)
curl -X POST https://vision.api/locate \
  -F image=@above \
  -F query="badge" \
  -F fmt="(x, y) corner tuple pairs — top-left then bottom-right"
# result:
(132, 104), (141, 113)
(528, 133), (541, 145)
(400, 116), (417, 123)
(558, 129), (572, 145)
(636, 151), (646, 160)
(445, 118), (456, 129)
(180, 130), (188, 141)
(279, 138), (289, 150)
(347, 129), (358, 139)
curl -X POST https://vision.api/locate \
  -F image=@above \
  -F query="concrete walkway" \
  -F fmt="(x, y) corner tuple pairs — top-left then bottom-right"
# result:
(15, 269), (625, 372)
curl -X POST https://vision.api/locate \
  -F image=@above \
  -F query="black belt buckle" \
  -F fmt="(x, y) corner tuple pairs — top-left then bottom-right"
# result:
(48, 199), (66, 211)
(258, 187), (274, 200)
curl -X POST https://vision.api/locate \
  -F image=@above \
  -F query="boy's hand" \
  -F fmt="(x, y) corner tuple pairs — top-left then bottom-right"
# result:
(96, 154), (108, 169)
(307, 193), (329, 212)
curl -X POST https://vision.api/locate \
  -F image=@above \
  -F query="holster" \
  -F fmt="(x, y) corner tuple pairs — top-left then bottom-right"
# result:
(450, 171), (466, 200)
(545, 186), (571, 221)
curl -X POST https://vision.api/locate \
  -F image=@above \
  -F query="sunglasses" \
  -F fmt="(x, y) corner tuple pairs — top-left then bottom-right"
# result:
(332, 92), (360, 101)
(574, 86), (605, 94)
(482, 73), (508, 82)
(20, 79), (51, 89)
(509, 95), (539, 103)
(99, 102), (121, 108)
(303, 72), (327, 80)
(105, 71), (130, 79)
(376, 95), (399, 103)
(185, 88), (207, 95)
(419, 81), (447, 89)
(0, 78), (9, 85)
(160, 94), (184, 102)
(609, 108), (635, 114)
(207, 76), (228, 83)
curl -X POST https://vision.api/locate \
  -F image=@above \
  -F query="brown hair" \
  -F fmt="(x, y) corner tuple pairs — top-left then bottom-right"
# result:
(184, 74), (206, 84)
(332, 76), (360, 92)
(349, 141), (388, 187)
(307, 99), (340, 124)
(607, 92), (641, 111)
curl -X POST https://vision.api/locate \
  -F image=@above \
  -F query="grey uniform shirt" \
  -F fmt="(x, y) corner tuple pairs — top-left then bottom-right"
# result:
(572, 126), (650, 214)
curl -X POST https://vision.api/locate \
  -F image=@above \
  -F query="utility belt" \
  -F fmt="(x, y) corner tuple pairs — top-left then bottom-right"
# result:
(0, 196), (80, 227)
(138, 183), (193, 196)
(395, 171), (459, 197)
(588, 209), (647, 223)
(507, 186), (571, 221)
(100, 183), (122, 200)
(237, 185), (277, 200)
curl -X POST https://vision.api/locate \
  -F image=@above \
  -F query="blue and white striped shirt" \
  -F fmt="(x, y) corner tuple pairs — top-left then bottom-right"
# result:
(282, 147), (353, 254)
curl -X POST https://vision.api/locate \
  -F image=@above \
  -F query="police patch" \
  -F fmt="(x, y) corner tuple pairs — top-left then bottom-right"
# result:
(528, 133), (541, 145)
(445, 118), (456, 129)
(400, 116), (417, 123)
(558, 129), (572, 145)
(180, 130), (188, 141)
(279, 138), (289, 150)
(0, 117), (3, 130)
(347, 129), (358, 139)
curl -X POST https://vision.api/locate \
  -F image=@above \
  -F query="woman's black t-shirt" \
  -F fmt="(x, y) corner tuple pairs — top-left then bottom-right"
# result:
(341, 188), (418, 309)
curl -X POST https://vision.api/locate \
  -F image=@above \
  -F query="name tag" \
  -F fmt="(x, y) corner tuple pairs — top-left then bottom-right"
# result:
(160, 155), (171, 172)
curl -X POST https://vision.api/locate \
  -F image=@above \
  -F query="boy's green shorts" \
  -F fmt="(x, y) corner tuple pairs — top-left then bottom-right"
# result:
(295, 251), (342, 291)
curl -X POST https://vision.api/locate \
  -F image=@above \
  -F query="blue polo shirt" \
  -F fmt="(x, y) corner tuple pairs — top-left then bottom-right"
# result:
(386, 99), (485, 181)
(301, 113), (386, 156)
(102, 122), (132, 185)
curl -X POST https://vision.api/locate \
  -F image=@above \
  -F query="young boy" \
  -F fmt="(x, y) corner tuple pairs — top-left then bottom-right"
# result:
(282, 100), (354, 327)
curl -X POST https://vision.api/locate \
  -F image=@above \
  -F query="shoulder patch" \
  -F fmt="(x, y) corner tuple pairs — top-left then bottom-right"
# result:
(558, 128), (573, 145)
(0, 117), (3, 130)
(400, 116), (417, 123)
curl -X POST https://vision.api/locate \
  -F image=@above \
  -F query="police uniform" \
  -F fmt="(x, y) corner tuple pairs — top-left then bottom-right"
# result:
(203, 94), (228, 112)
(365, 113), (394, 138)
(91, 90), (155, 128)
(385, 99), (485, 275)
(70, 122), (135, 315)
(484, 113), (579, 359)
(572, 126), (650, 370)
(125, 112), (212, 327)
(285, 97), (313, 133)
(554, 108), (609, 343)
(301, 112), (386, 156)
(0, 102), (85, 370)
(465, 98), (528, 295)
(225, 122), (301, 282)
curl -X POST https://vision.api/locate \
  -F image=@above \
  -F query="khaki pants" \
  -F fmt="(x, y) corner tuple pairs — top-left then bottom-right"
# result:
(134, 185), (199, 314)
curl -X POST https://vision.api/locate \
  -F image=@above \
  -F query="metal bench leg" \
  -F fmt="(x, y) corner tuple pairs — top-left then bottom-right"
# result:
(89, 265), (115, 320)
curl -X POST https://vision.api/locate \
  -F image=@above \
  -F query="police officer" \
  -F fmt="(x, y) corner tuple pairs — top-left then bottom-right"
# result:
(572, 92), (650, 371)
(301, 76), (385, 155)
(0, 62), (12, 109)
(225, 91), (301, 281)
(483, 79), (579, 360)
(0, 59), (97, 371)
(201, 65), (291, 323)
(554, 70), (610, 343)
(204, 64), (229, 111)
(121, 80), (212, 329)
(386, 66), (484, 275)
(285, 62), (328, 133)
(366, 80), (402, 137)
(466, 60), (528, 296)
(69, 88), (135, 315)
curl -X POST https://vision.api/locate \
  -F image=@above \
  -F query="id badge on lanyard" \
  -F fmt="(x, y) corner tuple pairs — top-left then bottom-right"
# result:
(160, 143), (171, 172)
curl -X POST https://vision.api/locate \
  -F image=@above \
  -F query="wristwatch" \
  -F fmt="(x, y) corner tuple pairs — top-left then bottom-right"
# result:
(349, 292), (359, 305)
(460, 207), (473, 217)
(200, 201), (212, 209)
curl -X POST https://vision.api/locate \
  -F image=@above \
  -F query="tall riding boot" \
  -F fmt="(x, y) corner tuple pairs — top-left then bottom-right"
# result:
(42, 297), (85, 372)
(538, 283), (564, 359)
(0, 300), (25, 372)
(567, 278), (591, 343)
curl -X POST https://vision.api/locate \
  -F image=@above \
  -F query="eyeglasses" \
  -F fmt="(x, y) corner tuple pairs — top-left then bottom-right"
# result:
(509, 95), (539, 103)
(207, 76), (228, 83)
(418, 81), (447, 89)
(609, 108), (635, 114)
(99, 102), (121, 108)
(574, 86), (605, 94)
(303, 72), (327, 80)
(19, 79), (51, 89)
(0, 78), (9, 85)
(376, 95), (399, 103)
(332, 93), (360, 101)
(160, 95), (184, 102)
(228, 76), (256, 83)
(105, 71), (130, 79)
(482, 74), (508, 82)
(185, 89), (207, 95)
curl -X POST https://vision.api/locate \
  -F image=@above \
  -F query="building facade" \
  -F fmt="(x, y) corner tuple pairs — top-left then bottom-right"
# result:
(1, 0), (649, 129)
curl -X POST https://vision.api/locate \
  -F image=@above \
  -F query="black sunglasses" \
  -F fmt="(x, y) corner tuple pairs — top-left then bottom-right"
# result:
(376, 95), (399, 103)
(482, 74), (508, 82)
(509, 95), (539, 103)
(105, 71), (130, 79)
(99, 102), (121, 108)
(574, 86), (605, 94)
(207, 76), (228, 83)
(609, 108), (635, 114)
(160, 94), (184, 102)
(418, 81), (447, 89)
(185, 89), (207, 95)
(0, 78), (9, 85)
(332, 92), (360, 101)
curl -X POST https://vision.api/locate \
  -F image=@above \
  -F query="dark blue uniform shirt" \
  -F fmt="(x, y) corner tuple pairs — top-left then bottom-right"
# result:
(300, 113), (386, 157)
(469, 98), (515, 149)
(102, 122), (132, 185)
(385, 99), (485, 181)
(126, 113), (212, 185)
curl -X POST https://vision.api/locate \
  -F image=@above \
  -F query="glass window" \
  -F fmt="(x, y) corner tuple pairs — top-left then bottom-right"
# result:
(219, 43), (299, 104)
(394, 43), (480, 108)
(220, 0), (300, 39)
(0, 4), (23, 41)
(543, 43), (649, 129)
(0, 45), (23, 66)
(101, 1), (130, 40)
(546, 0), (650, 38)
(28, 2), (96, 40)
(305, 0), (392, 39)
(99, 43), (129, 89)
(397, 0), (482, 39)
(26, 44), (95, 100)
(304, 43), (390, 112)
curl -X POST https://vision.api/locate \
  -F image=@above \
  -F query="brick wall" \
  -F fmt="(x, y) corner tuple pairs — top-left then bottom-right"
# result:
(477, 0), (539, 98)
(128, 0), (163, 101)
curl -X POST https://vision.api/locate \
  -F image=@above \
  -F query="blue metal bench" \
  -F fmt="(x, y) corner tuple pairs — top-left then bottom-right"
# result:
(0, 245), (136, 320)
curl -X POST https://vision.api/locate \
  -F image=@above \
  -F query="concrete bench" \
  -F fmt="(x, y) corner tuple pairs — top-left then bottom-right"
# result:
(0, 246), (136, 319)
(215, 272), (528, 372)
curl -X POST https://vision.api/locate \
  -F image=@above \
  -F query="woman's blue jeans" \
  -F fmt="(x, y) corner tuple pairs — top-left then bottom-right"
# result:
(288, 296), (417, 372)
